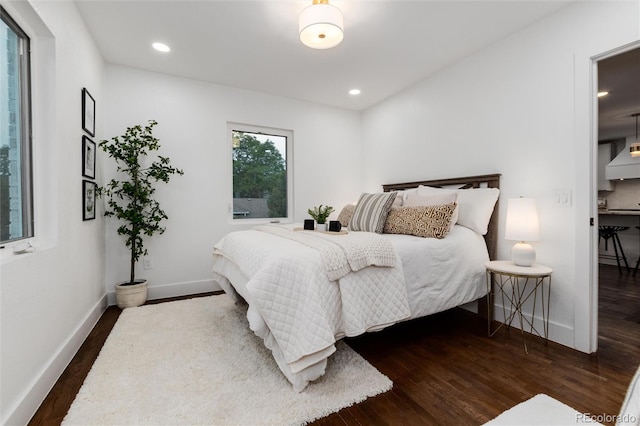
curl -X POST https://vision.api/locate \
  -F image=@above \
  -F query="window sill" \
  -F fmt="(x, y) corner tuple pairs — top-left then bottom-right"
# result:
(0, 239), (51, 264)
(230, 218), (293, 226)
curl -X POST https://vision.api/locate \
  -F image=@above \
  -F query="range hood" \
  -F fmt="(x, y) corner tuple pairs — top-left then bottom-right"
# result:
(605, 136), (640, 180)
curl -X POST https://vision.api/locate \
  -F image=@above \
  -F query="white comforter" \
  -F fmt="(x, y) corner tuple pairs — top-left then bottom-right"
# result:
(212, 224), (489, 391)
(212, 225), (411, 390)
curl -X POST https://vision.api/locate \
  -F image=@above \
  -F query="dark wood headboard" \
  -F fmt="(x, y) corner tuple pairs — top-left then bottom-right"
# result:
(382, 173), (501, 260)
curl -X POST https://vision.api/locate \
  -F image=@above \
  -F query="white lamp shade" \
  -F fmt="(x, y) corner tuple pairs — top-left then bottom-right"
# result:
(505, 198), (540, 242)
(299, 3), (344, 49)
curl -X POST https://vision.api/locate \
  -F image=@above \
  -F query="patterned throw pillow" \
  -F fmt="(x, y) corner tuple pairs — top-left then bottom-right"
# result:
(416, 185), (499, 235)
(383, 203), (457, 239)
(403, 192), (459, 231)
(337, 204), (356, 228)
(349, 192), (398, 233)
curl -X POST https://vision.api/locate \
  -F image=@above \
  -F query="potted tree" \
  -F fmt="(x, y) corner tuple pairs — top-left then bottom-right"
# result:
(307, 204), (335, 231)
(98, 120), (184, 309)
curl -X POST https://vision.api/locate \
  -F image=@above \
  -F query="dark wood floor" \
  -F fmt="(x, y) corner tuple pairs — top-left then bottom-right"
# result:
(29, 265), (639, 426)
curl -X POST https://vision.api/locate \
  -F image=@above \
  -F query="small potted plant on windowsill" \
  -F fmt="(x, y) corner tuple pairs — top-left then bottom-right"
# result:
(97, 120), (184, 309)
(307, 204), (335, 231)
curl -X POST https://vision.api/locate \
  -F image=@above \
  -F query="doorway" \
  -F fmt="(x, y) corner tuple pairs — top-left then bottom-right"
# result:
(595, 44), (640, 349)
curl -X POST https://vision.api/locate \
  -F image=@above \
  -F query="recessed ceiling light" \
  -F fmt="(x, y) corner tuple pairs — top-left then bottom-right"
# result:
(349, 89), (361, 95)
(597, 91), (609, 97)
(152, 42), (171, 53)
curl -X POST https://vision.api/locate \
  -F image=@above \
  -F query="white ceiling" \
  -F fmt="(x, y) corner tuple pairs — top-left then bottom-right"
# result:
(74, 0), (575, 111)
(598, 47), (640, 141)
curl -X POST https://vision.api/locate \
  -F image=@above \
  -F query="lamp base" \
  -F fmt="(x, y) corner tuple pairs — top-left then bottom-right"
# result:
(511, 242), (536, 267)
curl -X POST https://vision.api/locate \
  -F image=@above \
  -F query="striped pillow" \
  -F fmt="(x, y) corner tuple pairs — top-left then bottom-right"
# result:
(349, 192), (398, 233)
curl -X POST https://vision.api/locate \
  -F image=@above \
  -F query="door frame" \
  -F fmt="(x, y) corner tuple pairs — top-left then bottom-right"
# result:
(587, 40), (640, 352)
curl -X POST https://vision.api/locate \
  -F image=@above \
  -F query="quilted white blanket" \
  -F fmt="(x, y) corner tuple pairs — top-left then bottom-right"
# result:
(213, 226), (410, 390)
(254, 225), (397, 280)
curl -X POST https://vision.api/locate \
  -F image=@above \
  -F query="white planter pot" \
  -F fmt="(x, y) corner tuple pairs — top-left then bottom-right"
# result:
(115, 280), (148, 309)
(316, 223), (327, 232)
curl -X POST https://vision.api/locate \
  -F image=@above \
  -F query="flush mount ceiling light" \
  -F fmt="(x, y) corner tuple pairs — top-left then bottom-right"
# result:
(299, 0), (344, 49)
(631, 113), (640, 158)
(152, 42), (171, 53)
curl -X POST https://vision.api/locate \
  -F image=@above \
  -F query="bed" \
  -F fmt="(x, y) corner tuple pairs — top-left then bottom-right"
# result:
(212, 174), (501, 391)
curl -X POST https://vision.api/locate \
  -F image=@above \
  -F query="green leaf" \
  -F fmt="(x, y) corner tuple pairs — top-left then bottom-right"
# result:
(97, 120), (183, 283)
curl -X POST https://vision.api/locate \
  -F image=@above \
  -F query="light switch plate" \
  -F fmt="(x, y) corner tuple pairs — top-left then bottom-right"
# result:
(553, 189), (572, 207)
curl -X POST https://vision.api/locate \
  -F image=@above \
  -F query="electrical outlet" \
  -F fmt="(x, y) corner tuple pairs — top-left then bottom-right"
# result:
(143, 257), (153, 270)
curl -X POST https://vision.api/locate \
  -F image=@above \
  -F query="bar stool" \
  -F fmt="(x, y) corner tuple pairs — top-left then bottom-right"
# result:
(598, 225), (630, 273)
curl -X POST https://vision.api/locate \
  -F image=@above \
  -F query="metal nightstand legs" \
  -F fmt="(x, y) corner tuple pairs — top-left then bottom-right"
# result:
(486, 270), (551, 353)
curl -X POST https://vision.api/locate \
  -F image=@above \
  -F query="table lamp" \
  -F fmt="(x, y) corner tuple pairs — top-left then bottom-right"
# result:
(505, 197), (540, 267)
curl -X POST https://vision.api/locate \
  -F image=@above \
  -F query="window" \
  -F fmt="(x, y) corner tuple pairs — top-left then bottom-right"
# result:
(1, 8), (33, 244)
(229, 123), (292, 221)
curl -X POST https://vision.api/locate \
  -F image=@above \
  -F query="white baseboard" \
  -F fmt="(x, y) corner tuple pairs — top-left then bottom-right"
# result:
(3, 294), (108, 426)
(492, 303), (575, 350)
(106, 278), (222, 306)
(460, 300), (479, 314)
(463, 299), (575, 350)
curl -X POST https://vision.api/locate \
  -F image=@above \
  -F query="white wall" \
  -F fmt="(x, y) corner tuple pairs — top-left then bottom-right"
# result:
(102, 65), (363, 301)
(361, 1), (640, 351)
(0, 1), (106, 425)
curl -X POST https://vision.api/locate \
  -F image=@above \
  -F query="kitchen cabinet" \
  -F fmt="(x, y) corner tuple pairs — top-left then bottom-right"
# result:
(598, 143), (614, 191)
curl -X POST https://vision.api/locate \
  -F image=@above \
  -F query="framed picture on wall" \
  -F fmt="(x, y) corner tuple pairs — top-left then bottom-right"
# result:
(82, 180), (96, 221)
(82, 136), (96, 179)
(82, 87), (95, 137)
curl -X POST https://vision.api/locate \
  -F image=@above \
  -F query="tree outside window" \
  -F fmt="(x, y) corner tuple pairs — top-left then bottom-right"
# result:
(231, 127), (290, 220)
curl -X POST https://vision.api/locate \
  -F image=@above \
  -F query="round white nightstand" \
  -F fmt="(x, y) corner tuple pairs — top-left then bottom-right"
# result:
(485, 260), (553, 353)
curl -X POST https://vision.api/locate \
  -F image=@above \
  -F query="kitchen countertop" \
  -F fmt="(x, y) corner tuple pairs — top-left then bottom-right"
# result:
(599, 209), (640, 216)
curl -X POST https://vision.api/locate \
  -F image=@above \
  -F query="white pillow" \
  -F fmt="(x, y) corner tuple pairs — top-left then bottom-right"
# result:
(401, 188), (418, 203)
(455, 187), (499, 235)
(385, 189), (417, 207)
(403, 192), (458, 231)
(392, 192), (403, 208)
(416, 185), (455, 196)
(416, 185), (499, 235)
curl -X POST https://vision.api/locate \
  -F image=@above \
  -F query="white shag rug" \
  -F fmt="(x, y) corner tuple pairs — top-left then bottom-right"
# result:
(484, 394), (604, 425)
(63, 294), (392, 425)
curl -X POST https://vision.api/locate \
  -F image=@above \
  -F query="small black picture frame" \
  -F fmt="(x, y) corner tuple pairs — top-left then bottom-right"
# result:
(82, 136), (96, 179)
(82, 87), (95, 137)
(83, 180), (96, 221)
